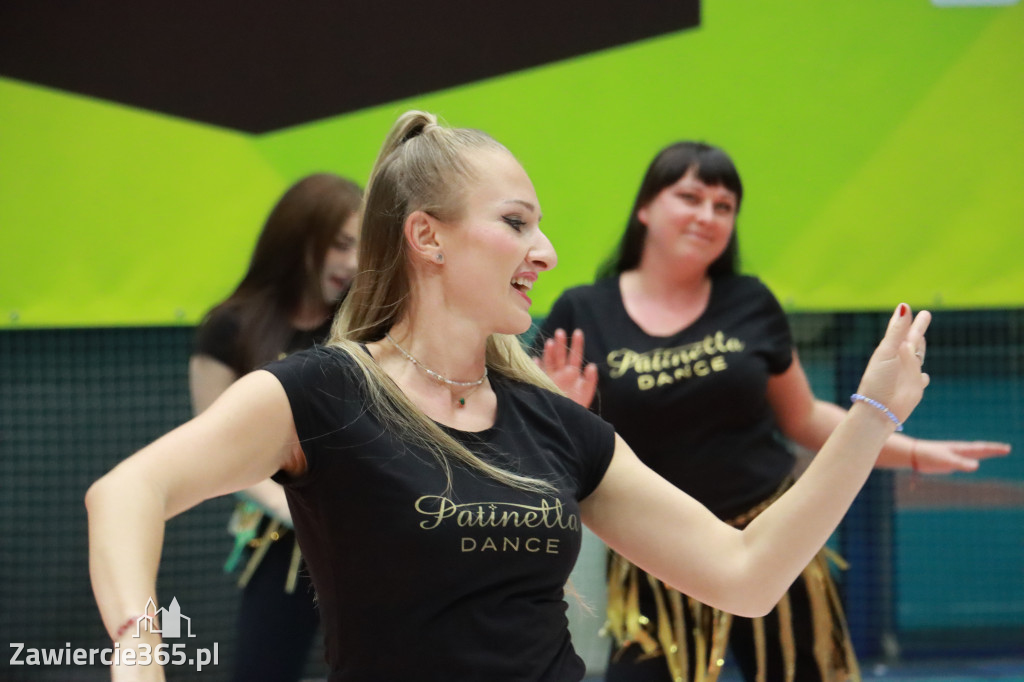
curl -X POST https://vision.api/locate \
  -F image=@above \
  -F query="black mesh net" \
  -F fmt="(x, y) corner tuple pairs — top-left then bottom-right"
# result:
(0, 311), (1020, 679)
(0, 327), (323, 681)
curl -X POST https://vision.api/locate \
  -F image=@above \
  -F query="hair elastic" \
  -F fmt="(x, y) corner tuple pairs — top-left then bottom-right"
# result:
(850, 394), (903, 431)
(909, 439), (920, 491)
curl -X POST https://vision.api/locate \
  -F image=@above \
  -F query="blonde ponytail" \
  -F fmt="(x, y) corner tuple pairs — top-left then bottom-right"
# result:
(327, 111), (558, 493)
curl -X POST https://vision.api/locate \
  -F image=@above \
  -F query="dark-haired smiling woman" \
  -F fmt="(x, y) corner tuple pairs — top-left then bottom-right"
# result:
(89, 114), (938, 682)
(535, 141), (1010, 682)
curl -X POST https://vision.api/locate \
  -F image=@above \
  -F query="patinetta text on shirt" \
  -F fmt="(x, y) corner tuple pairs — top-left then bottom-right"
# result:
(415, 496), (579, 555)
(606, 331), (744, 390)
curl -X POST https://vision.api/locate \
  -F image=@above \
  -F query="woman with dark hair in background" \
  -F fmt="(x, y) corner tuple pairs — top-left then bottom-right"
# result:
(190, 172), (362, 682)
(89, 113), (933, 682)
(535, 142), (1010, 682)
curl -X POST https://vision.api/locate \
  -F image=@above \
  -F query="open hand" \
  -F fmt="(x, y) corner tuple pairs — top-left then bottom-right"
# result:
(535, 328), (599, 409)
(854, 304), (932, 428)
(910, 439), (1011, 474)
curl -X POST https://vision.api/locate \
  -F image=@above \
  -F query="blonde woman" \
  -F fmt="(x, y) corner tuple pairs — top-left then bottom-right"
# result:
(88, 111), (931, 682)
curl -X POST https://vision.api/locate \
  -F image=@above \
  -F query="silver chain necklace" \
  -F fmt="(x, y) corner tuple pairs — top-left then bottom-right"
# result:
(385, 333), (488, 389)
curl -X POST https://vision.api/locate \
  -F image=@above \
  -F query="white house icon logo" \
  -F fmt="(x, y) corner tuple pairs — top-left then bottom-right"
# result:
(134, 597), (196, 639)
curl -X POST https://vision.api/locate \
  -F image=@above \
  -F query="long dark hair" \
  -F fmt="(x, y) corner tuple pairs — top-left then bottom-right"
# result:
(598, 141), (743, 280)
(203, 173), (362, 373)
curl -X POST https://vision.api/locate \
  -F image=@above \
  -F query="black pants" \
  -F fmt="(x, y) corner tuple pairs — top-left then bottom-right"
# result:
(604, 574), (826, 682)
(231, 535), (321, 682)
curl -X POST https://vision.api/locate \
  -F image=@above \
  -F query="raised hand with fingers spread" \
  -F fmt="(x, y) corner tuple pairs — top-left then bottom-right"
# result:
(536, 327), (599, 408)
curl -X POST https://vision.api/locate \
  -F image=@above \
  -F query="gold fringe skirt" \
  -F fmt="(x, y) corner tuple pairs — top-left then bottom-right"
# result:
(604, 486), (860, 682)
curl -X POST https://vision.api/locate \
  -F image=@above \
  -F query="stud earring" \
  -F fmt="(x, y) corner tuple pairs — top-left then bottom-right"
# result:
(436, 253), (444, 263)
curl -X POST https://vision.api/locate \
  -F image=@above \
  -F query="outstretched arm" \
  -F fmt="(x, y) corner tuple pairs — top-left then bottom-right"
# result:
(768, 351), (1010, 474)
(582, 304), (930, 617)
(86, 370), (301, 676)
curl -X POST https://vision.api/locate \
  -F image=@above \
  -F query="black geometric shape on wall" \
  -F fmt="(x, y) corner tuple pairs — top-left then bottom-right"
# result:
(0, 1), (700, 134)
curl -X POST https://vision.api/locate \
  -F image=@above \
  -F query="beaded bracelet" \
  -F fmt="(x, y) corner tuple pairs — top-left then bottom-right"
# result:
(850, 394), (903, 431)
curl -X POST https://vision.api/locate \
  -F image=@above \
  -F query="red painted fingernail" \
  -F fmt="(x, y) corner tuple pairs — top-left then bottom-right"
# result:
(899, 304), (908, 317)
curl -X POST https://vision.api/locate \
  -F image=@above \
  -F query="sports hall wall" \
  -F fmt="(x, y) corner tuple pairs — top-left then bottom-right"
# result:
(1, 1), (1021, 679)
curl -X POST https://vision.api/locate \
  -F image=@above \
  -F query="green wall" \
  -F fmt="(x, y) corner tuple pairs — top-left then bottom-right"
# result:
(2, 0), (1021, 327)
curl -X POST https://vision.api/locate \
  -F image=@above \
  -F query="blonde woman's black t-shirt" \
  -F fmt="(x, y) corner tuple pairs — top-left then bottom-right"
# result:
(265, 347), (615, 682)
(534, 275), (793, 520)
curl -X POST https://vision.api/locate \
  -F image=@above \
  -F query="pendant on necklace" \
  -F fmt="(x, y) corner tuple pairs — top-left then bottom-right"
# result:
(458, 398), (466, 407)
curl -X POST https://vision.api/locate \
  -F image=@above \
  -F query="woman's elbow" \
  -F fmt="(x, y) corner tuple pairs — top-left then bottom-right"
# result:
(85, 466), (159, 517)
(729, 590), (786, 619)
(84, 472), (120, 516)
(85, 475), (105, 510)
(707, 590), (784, 619)
(699, 563), (789, 618)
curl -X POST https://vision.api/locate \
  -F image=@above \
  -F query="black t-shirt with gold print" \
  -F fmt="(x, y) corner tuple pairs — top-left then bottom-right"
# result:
(266, 346), (615, 682)
(535, 275), (794, 520)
